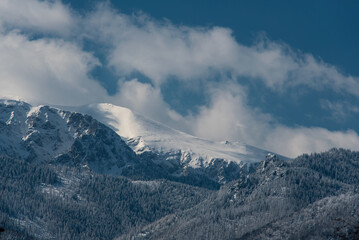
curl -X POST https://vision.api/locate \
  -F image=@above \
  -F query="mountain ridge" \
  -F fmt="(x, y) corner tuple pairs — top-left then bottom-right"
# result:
(0, 99), (137, 174)
(1, 99), (280, 186)
(65, 102), (287, 184)
(118, 149), (359, 240)
(1, 99), (357, 239)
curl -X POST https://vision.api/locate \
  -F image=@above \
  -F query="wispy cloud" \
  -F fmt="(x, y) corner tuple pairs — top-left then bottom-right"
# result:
(320, 99), (359, 121)
(264, 127), (359, 157)
(0, 31), (104, 105)
(84, 4), (359, 98)
(110, 79), (186, 131)
(186, 82), (359, 157)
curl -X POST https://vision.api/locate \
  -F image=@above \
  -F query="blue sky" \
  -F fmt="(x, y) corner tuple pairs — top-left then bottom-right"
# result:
(0, 0), (359, 157)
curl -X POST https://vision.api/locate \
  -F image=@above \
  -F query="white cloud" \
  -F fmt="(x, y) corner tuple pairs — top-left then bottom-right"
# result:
(85, 6), (359, 97)
(110, 79), (189, 132)
(190, 83), (359, 158)
(0, 31), (105, 106)
(191, 82), (272, 144)
(85, 5), (240, 85)
(264, 127), (359, 158)
(0, 0), (74, 35)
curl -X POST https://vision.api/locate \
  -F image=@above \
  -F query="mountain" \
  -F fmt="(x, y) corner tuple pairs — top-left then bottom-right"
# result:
(0, 154), (210, 240)
(1, 99), (358, 240)
(0, 99), (137, 175)
(118, 149), (359, 240)
(0, 99), (211, 239)
(0, 99), (279, 187)
(66, 103), (281, 184)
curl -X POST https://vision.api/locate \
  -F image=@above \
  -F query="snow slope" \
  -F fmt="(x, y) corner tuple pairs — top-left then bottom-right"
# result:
(70, 103), (279, 171)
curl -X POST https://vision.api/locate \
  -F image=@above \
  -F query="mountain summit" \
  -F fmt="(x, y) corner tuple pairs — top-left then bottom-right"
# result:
(68, 102), (282, 184)
(1, 99), (280, 186)
(0, 99), (137, 174)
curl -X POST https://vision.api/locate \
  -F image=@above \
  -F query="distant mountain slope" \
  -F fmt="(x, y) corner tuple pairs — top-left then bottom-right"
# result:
(119, 149), (359, 240)
(69, 103), (284, 184)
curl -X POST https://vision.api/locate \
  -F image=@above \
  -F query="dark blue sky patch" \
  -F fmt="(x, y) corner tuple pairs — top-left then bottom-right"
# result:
(161, 77), (209, 116)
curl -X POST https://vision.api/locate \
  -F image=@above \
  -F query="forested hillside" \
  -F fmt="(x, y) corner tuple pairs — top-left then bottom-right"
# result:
(0, 156), (210, 239)
(118, 149), (359, 240)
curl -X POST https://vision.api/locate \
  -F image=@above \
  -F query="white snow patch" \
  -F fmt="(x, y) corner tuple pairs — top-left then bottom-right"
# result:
(13, 215), (54, 239)
(27, 105), (43, 118)
(6, 111), (14, 125)
(22, 129), (39, 141)
(39, 168), (86, 203)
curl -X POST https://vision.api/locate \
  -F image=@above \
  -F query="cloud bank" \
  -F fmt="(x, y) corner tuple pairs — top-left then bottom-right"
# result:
(1, 0), (359, 157)
(190, 84), (359, 157)
(0, 0), (74, 35)
(85, 4), (359, 96)
(0, 31), (104, 105)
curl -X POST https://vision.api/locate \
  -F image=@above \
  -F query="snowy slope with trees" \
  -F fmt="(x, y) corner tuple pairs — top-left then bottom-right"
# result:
(1, 100), (358, 239)
(118, 149), (359, 240)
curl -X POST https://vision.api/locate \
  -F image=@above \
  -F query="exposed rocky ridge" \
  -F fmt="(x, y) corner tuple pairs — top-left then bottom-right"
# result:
(0, 100), (138, 176)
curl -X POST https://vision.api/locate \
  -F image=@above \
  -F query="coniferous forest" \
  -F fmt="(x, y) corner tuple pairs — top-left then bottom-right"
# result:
(0, 102), (359, 239)
(0, 149), (358, 239)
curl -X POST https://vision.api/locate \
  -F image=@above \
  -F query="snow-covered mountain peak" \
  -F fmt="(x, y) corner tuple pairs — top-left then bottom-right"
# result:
(1, 100), (285, 184)
(70, 103), (280, 175)
(0, 100), (137, 175)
